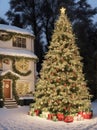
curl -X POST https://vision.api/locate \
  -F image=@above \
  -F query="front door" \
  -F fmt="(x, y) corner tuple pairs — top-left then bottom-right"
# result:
(3, 80), (11, 99)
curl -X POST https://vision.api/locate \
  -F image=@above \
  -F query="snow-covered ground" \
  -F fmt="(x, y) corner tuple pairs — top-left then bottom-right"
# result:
(0, 100), (97, 130)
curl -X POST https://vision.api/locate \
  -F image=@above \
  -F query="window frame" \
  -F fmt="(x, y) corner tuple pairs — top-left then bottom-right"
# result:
(13, 36), (26, 48)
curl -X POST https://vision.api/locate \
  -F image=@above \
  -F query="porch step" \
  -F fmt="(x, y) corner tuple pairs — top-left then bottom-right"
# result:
(4, 99), (18, 109)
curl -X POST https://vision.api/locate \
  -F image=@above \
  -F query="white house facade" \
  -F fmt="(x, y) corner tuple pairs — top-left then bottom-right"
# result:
(0, 24), (37, 107)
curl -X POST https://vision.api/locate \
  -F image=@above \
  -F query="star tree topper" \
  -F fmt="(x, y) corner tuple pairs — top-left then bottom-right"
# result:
(60, 7), (66, 14)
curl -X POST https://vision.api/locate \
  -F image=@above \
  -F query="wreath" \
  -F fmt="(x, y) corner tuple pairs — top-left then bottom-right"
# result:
(12, 58), (32, 76)
(0, 34), (13, 41)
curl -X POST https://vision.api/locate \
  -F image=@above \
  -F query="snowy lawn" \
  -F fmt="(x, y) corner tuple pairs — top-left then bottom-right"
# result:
(0, 100), (97, 130)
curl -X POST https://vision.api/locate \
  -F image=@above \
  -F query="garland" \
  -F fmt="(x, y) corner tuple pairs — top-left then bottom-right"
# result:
(0, 55), (37, 77)
(0, 72), (19, 103)
(13, 66), (32, 76)
(0, 55), (35, 103)
(0, 30), (34, 41)
(0, 34), (13, 41)
(12, 80), (19, 103)
(0, 79), (3, 99)
(0, 55), (34, 76)
(12, 58), (32, 76)
(0, 54), (37, 61)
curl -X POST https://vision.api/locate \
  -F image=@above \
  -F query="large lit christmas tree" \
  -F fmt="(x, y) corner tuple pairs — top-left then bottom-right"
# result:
(29, 7), (92, 122)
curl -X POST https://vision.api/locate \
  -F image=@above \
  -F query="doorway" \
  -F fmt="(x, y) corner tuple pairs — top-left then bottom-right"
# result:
(3, 80), (11, 99)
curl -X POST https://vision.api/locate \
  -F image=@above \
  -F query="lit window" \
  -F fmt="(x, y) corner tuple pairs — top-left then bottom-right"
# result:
(13, 37), (26, 48)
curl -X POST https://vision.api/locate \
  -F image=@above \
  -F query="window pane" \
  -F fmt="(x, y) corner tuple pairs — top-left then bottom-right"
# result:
(13, 37), (26, 48)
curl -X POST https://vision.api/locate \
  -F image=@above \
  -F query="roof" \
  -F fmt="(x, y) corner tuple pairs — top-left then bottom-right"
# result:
(0, 48), (37, 59)
(0, 24), (34, 37)
(0, 70), (20, 77)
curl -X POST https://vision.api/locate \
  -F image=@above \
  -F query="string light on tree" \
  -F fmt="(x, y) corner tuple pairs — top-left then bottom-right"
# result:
(29, 7), (93, 122)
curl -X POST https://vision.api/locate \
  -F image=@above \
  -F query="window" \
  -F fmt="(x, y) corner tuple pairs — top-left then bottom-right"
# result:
(13, 37), (26, 48)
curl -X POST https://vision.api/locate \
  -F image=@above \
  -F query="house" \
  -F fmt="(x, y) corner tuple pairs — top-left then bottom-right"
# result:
(0, 24), (37, 107)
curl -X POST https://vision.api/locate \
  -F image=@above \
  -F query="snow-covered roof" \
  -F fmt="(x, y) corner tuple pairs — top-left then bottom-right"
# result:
(0, 70), (20, 77)
(0, 24), (34, 37)
(0, 48), (37, 59)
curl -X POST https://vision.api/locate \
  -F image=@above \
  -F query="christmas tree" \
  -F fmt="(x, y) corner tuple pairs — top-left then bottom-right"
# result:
(30, 7), (92, 121)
